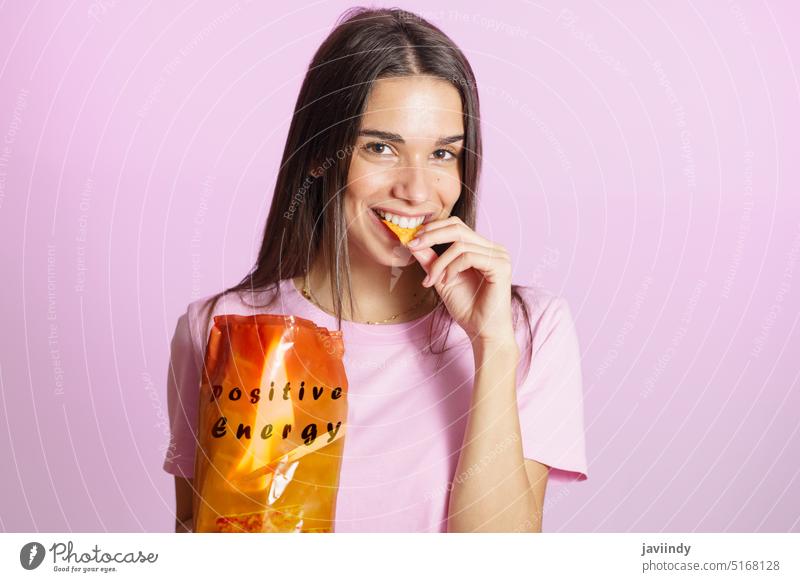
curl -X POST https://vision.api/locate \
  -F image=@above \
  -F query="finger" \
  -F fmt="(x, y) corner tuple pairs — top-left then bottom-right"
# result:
(409, 223), (496, 251)
(441, 251), (509, 287)
(417, 215), (460, 233)
(408, 245), (438, 276)
(424, 242), (500, 288)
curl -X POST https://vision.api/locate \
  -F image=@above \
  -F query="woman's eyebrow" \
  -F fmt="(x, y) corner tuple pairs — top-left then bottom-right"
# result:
(359, 129), (464, 146)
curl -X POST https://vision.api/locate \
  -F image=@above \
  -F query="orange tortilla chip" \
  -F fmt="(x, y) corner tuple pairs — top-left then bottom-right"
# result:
(382, 219), (421, 246)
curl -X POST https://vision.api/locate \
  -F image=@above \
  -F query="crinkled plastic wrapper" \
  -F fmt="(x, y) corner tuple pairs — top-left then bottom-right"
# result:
(193, 314), (348, 533)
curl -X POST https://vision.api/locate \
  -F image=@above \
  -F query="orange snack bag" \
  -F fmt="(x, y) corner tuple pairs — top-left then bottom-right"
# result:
(381, 218), (422, 246)
(193, 314), (348, 533)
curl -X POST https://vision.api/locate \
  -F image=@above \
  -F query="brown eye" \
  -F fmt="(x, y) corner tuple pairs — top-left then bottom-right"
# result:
(366, 142), (392, 155)
(432, 148), (456, 161)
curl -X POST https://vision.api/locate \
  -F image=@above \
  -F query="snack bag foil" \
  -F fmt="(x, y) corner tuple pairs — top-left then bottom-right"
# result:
(193, 314), (348, 533)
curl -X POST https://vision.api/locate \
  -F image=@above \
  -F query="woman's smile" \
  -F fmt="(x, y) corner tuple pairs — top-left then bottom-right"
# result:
(366, 206), (436, 246)
(371, 207), (433, 228)
(367, 205), (400, 241)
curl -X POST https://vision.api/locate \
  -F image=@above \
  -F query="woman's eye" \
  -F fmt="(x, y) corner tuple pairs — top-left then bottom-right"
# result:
(432, 148), (456, 161)
(365, 142), (393, 156)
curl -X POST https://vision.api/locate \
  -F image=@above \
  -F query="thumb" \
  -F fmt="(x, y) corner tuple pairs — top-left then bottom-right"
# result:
(408, 246), (437, 276)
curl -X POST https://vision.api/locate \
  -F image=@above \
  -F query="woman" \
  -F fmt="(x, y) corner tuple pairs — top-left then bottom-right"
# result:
(164, 7), (588, 533)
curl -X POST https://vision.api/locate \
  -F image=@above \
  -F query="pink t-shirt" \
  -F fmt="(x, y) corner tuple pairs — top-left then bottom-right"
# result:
(163, 277), (588, 532)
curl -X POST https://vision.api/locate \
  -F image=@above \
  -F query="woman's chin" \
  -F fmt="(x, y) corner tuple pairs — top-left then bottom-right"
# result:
(365, 244), (415, 268)
(389, 244), (415, 265)
(351, 231), (416, 267)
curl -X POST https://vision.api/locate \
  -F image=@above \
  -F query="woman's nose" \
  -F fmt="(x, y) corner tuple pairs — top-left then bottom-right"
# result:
(393, 165), (433, 203)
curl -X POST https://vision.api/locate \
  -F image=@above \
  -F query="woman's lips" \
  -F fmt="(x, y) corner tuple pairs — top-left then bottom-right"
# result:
(369, 208), (427, 247)
(371, 207), (431, 226)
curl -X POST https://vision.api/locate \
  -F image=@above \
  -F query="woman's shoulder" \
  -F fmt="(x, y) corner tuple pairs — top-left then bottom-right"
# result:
(513, 284), (573, 329)
(512, 284), (579, 380)
(186, 284), (283, 316)
(182, 284), (285, 352)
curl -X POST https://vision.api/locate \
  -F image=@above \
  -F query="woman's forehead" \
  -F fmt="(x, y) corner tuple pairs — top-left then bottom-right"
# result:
(359, 76), (464, 139)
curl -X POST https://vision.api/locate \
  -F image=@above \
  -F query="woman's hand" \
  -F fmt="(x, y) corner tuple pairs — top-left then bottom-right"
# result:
(407, 216), (515, 345)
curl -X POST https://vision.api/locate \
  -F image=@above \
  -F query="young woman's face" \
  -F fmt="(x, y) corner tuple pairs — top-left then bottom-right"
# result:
(344, 75), (464, 267)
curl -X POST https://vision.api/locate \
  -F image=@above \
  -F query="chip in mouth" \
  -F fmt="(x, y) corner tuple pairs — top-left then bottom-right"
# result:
(381, 218), (422, 246)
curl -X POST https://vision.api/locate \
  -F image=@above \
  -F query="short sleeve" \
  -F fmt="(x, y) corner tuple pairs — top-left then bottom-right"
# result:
(162, 307), (202, 479)
(515, 293), (588, 482)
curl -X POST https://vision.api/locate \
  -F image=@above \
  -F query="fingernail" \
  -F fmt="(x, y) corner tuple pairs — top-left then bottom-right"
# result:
(422, 276), (431, 286)
(408, 238), (419, 247)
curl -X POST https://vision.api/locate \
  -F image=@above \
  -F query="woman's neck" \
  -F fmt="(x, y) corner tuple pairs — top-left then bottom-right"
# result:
(295, 254), (436, 324)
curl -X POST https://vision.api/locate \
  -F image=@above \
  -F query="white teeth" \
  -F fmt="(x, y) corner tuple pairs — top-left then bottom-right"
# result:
(374, 209), (425, 228)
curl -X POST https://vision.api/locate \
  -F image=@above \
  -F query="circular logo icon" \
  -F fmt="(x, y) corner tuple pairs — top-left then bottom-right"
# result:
(20, 542), (46, 570)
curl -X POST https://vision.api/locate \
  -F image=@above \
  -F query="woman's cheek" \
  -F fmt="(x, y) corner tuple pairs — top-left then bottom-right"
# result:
(345, 160), (384, 201)
(438, 175), (461, 206)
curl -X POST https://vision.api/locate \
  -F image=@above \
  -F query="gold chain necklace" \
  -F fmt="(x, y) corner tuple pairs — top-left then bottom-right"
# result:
(301, 274), (429, 325)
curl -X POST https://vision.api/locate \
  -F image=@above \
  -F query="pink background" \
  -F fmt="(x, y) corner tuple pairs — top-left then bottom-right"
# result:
(1, 1), (798, 532)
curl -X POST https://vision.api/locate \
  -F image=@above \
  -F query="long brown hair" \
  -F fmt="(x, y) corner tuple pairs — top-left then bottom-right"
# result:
(199, 7), (534, 375)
